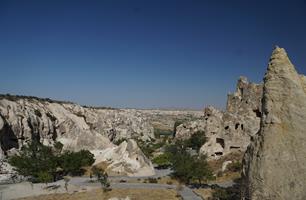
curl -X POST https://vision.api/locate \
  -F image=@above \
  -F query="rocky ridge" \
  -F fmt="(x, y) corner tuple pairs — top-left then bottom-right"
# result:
(242, 47), (306, 199)
(176, 76), (263, 159)
(0, 95), (200, 182)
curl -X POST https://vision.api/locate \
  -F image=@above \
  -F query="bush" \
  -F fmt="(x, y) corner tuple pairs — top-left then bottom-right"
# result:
(166, 140), (213, 184)
(92, 166), (110, 191)
(9, 141), (58, 182)
(212, 186), (241, 200)
(154, 128), (173, 138)
(136, 140), (155, 158)
(59, 150), (95, 176)
(9, 141), (95, 183)
(166, 180), (173, 185)
(37, 171), (53, 184)
(152, 153), (171, 169)
(227, 161), (242, 172)
(148, 178), (158, 183)
(184, 131), (206, 152)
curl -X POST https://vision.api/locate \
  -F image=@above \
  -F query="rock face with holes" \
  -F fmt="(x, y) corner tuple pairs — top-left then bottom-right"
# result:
(242, 47), (306, 200)
(92, 139), (155, 177)
(0, 97), (157, 182)
(176, 77), (263, 159)
(0, 96), (201, 181)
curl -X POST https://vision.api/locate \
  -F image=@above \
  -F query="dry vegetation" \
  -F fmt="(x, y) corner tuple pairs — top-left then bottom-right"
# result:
(208, 152), (243, 173)
(194, 188), (214, 199)
(17, 188), (180, 200)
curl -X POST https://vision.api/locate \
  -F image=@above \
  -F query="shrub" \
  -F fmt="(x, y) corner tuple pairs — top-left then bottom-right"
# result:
(227, 161), (242, 172)
(166, 140), (213, 184)
(152, 153), (171, 169)
(9, 141), (95, 183)
(37, 171), (53, 184)
(212, 186), (241, 200)
(92, 166), (110, 191)
(184, 131), (206, 152)
(59, 150), (95, 176)
(154, 128), (173, 138)
(148, 178), (158, 183)
(9, 141), (57, 182)
(166, 180), (173, 185)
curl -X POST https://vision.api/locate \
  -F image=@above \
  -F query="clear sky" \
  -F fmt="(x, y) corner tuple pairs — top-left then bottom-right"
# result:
(0, 0), (306, 109)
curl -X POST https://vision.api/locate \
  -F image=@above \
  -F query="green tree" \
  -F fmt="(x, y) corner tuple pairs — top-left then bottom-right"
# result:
(9, 141), (58, 182)
(59, 150), (95, 176)
(9, 141), (95, 183)
(191, 155), (214, 184)
(37, 171), (53, 184)
(165, 139), (213, 185)
(152, 153), (171, 169)
(184, 131), (206, 152)
(92, 166), (110, 191)
(166, 140), (194, 184)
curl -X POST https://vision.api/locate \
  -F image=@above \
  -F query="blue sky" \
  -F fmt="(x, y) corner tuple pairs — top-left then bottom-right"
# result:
(0, 0), (306, 109)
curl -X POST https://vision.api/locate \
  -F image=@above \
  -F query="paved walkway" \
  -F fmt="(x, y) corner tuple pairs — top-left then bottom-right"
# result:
(70, 179), (203, 200)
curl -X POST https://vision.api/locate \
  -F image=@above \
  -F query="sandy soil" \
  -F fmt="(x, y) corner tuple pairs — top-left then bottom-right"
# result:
(15, 188), (179, 200)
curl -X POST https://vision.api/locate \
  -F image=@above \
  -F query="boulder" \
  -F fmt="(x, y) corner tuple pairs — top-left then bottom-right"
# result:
(242, 46), (306, 200)
(92, 139), (155, 176)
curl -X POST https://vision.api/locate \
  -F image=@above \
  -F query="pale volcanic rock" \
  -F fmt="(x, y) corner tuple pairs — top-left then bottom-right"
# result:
(93, 139), (155, 177)
(242, 47), (306, 200)
(176, 77), (263, 159)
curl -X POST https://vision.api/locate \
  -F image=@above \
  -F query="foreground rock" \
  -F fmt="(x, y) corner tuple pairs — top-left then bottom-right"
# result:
(93, 139), (155, 177)
(242, 47), (306, 199)
(176, 77), (262, 159)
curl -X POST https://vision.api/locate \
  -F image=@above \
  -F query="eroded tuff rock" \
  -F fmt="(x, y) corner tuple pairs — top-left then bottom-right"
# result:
(93, 139), (155, 177)
(176, 77), (262, 159)
(242, 47), (306, 200)
(0, 96), (201, 153)
(0, 96), (200, 180)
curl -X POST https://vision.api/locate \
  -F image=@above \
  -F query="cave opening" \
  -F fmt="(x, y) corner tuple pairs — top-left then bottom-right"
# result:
(253, 109), (262, 118)
(0, 117), (19, 154)
(216, 138), (225, 148)
(235, 123), (240, 130)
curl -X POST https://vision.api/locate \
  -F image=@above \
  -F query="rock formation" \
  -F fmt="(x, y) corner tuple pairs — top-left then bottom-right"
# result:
(93, 139), (155, 177)
(176, 77), (263, 159)
(0, 95), (201, 152)
(242, 47), (306, 200)
(0, 95), (200, 181)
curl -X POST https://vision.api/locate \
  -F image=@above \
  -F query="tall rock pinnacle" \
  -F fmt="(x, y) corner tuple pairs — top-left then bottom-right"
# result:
(242, 46), (306, 200)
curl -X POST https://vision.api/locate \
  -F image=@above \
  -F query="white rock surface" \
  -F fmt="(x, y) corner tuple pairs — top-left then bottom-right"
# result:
(221, 160), (232, 172)
(108, 197), (130, 200)
(93, 139), (155, 177)
(0, 97), (200, 178)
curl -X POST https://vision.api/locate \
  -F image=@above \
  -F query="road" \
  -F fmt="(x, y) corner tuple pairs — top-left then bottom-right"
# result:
(69, 178), (203, 200)
(0, 168), (235, 200)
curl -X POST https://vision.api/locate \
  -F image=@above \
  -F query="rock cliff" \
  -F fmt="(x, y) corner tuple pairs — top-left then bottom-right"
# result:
(0, 95), (200, 181)
(176, 77), (262, 159)
(242, 47), (306, 199)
